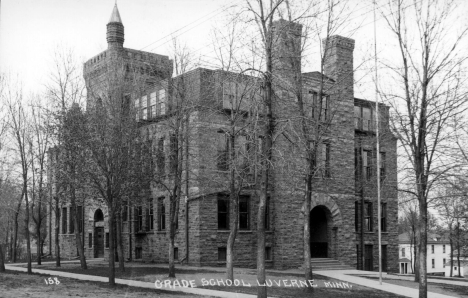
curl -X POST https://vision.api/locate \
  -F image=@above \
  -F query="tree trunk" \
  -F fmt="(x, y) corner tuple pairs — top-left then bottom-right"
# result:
(12, 194), (23, 263)
(226, 132), (239, 282)
(116, 211), (124, 272)
(449, 225), (453, 277)
(24, 180), (32, 274)
(456, 222), (460, 277)
(303, 171), (313, 281)
(71, 203), (87, 269)
(418, 199), (427, 298)
(0, 244), (5, 272)
(55, 198), (61, 267)
(108, 209), (116, 286)
(413, 222), (419, 281)
(36, 229), (41, 265)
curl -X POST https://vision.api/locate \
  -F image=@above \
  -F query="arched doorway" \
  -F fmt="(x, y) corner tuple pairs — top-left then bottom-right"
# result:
(94, 209), (104, 258)
(310, 206), (331, 258)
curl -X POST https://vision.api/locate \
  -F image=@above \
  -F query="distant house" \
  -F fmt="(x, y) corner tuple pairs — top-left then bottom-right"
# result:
(398, 232), (451, 276)
(444, 248), (468, 277)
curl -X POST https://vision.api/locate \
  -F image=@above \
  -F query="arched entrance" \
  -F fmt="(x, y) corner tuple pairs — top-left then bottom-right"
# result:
(94, 209), (104, 258)
(310, 206), (331, 258)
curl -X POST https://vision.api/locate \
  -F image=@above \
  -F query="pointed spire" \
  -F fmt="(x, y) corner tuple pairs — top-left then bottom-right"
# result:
(108, 4), (123, 24)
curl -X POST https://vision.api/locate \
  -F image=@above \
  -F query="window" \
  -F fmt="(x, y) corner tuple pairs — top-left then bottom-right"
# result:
(321, 143), (331, 177)
(364, 245), (373, 271)
(363, 150), (372, 181)
(355, 201), (359, 232)
(381, 203), (387, 232)
(265, 247), (272, 261)
(443, 245), (446, 253)
(174, 247), (179, 260)
(105, 232), (109, 248)
(431, 245), (434, 254)
(382, 245), (388, 272)
(141, 95), (148, 120)
(136, 206), (143, 232)
(134, 98), (140, 121)
(150, 92), (157, 118)
(77, 206), (83, 233)
(239, 196), (250, 230)
(169, 134), (177, 173)
(443, 258), (446, 268)
(354, 106), (372, 131)
(216, 131), (229, 171)
(355, 148), (359, 180)
(157, 138), (165, 176)
(217, 195), (229, 230)
(218, 247), (227, 262)
(402, 248), (406, 257)
(62, 207), (68, 234)
(265, 197), (270, 230)
(122, 201), (128, 222)
(158, 89), (166, 115)
(454, 267), (457, 271)
(135, 247), (142, 259)
(158, 198), (166, 231)
(432, 259), (435, 268)
(379, 152), (386, 180)
(88, 233), (92, 248)
(365, 202), (372, 232)
(309, 92), (329, 120)
(70, 207), (74, 234)
(146, 199), (154, 231)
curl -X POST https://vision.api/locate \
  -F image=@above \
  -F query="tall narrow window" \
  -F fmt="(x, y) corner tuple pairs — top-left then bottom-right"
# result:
(174, 247), (179, 260)
(381, 203), (387, 232)
(136, 206), (143, 232)
(355, 148), (359, 180)
(322, 143), (331, 177)
(77, 206), (83, 233)
(363, 150), (372, 181)
(141, 95), (148, 120)
(70, 207), (75, 234)
(122, 200), (128, 222)
(265, 197), (270, 230)
(157, 138), (165, 176)
(158, 198), (166, 231)
(402, 247), (406, 257)
(265, 247), (272, 261)
(217, 195), (229, 230)
(432, 259), (435, 268)
(216, 132), (229, 171)
(105, 232), (109, 248)
(62, 207), (68, 234)
(320, 95), (329, 120)
(443, 245), (446, 253)
(362, 107), (371, 131)
(158, 89), (166, 115)
(443, 258), (446, 268)
(88, 233), (92, 248)
(379, 152), (386, 180)
(169, 134), (177, 173)
(355, 201), (359, 232)
(365, 202), (372, 232)
(431, 245), (434, 254)
(147, 198), (154, 231)
(134, 98), (140, 121)
(354, 106), (361, 129)
(239, 196), (250, 230)
(218, 247), (227, 261)
(150, 92), (157, 118)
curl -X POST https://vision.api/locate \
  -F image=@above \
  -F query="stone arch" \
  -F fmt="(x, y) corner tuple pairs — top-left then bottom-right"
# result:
(310, 194), (342, 228)
(94, 209), (104, 222)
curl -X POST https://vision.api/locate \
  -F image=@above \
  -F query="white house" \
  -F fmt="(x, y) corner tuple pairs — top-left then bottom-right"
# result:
(444, 260), (466, 277)
(398, 232), (451, 276)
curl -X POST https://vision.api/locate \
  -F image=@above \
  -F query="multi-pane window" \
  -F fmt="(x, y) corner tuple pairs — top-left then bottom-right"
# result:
(379, 152), (386, 180)
(443, 245), (446, 253)
(62, 207), (68, 234)
(365, 202), (373, 232)
(363, 150), (372, 180)
(158, 198), (166, 231)
(146, 198), (154, 231)
(402, 248), (406, 257)
(239, 196), (250, 230)
(77, 206), (83, 233)
(157, 138), (165, 176)
(354, 106), (372, 131)
(381, 203), (387, 232)
(431, 245), (434, 254)
(158, 89), (166, 115)
(216, 132), (229, 171)
(309, 92), (329, 120)
(141, 95), (148, 120)
(150, 92), (157, 118)
(217, 195), (229, 230)
(432, 259), (435, 268)
(136, 206), (143, 232)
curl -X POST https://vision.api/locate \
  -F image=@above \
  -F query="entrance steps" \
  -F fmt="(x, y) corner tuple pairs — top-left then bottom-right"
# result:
(310, 258), (354, 270)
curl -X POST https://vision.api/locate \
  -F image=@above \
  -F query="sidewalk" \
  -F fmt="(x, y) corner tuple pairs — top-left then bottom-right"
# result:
(5, 264), (257, 298)
(355, 271), (468, 287)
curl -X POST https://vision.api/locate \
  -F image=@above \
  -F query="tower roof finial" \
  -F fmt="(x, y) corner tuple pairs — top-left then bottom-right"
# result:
(108, 3), (123, 24)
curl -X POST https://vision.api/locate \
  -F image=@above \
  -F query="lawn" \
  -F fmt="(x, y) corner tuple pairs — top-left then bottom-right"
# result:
(0, 270), (198, 298)
(19, 261), (406, 298)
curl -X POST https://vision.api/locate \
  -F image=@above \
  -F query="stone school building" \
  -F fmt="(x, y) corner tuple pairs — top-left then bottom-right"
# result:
(47, 4), (399, 272)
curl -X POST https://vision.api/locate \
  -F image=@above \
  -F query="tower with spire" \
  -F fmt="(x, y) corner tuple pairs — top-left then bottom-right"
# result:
(107, 4), (124, 49)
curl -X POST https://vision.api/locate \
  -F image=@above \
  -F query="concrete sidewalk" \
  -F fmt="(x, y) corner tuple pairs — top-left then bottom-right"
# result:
(354, 271), (468, 287)
(5, 264), (256, 298)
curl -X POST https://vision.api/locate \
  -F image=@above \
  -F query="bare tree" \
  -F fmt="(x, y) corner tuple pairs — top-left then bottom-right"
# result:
(381, 0), (468, 296)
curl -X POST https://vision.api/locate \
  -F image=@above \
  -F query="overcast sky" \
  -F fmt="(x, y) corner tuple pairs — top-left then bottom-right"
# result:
(1, 0), (467, 99)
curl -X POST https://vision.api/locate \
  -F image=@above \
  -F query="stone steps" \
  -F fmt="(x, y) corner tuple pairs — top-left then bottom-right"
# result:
(310, 258), (354, 270)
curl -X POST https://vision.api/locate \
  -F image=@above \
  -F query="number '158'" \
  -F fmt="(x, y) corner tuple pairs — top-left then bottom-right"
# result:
(44, 277), (60, 285)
